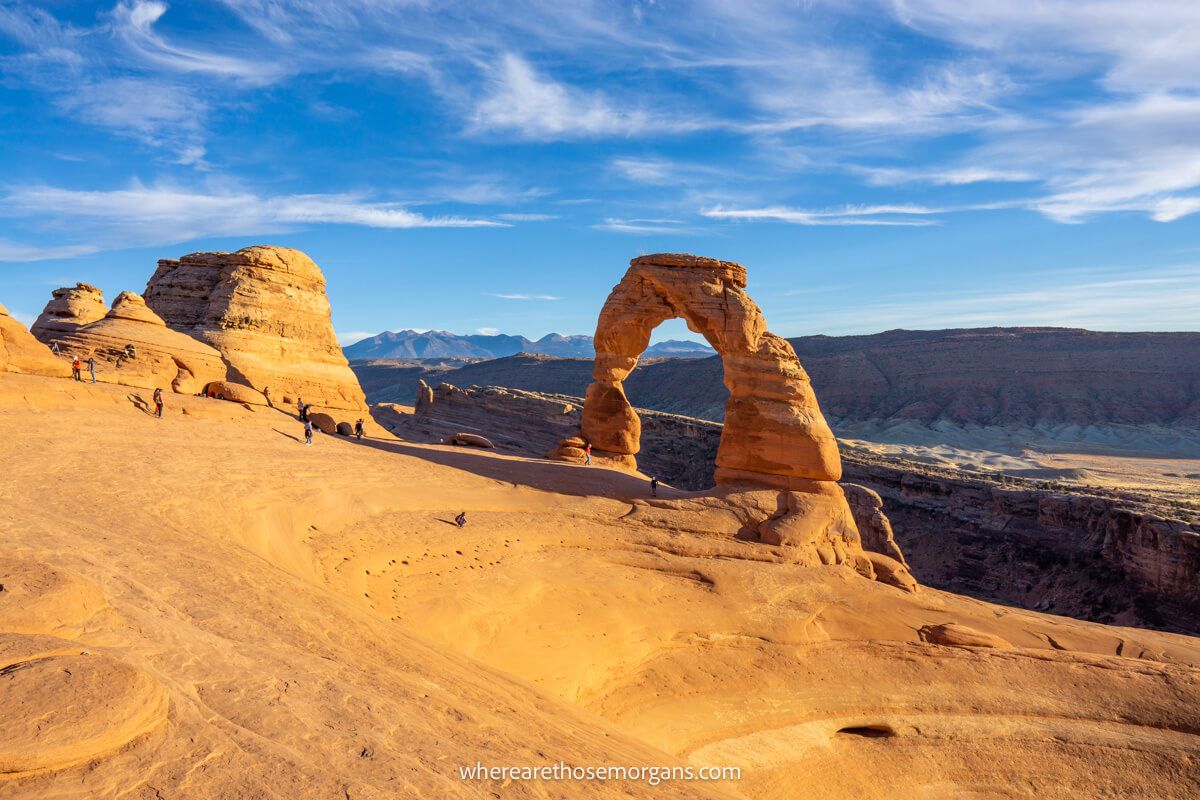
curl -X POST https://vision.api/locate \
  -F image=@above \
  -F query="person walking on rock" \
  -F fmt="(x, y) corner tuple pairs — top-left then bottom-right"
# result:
(71, 357), (82, 381)
(650, 477), (658, 497)
(584, 443), (592, 465)
(355, 419), (364, 440)
(304, 418), (313, 446)
(87, 357), (97, 384)
(152, 387), (164, 418)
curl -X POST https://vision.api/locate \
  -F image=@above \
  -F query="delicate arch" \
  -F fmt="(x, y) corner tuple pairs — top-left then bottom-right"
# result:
(580, 253), (841, 488)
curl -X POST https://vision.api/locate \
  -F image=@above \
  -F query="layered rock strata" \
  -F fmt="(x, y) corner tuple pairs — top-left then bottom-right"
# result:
(52, 292), (228, 393)
(30, 283), (107, 342)
(144, 245), (367, 410)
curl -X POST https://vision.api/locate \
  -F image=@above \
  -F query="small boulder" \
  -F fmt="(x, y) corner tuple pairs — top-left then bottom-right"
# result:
(204, 381), (268, 406)
(309, 412), (338, 435)
(919, 623), (1012, 649)
(336, 421), (354, 436)
(865, 552), (919, 593)
(448, 432), (494, 448)
(547, 435), (588, 463)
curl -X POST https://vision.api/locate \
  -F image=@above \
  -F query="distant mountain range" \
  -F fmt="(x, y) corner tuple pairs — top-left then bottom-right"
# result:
(342, 329), (715, 360)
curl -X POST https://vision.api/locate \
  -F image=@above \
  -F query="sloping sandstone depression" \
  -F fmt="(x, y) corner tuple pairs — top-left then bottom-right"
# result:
(2, 373), (1199, 799)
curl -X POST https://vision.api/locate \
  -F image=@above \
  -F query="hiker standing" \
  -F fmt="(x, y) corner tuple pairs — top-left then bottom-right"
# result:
(71, 357), (82, 381)
(304, 418), (313, 446)
(650, 477), (658, 497)
(297, 397), (304, 418)
(152, 387), (164, 418)
(354, 418), (364, 440)
(584, 443), (592, 465)
(87, 357), (97, 384)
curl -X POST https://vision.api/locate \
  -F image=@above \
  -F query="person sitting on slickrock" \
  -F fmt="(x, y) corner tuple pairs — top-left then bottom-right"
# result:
(455, 512), (467, 528)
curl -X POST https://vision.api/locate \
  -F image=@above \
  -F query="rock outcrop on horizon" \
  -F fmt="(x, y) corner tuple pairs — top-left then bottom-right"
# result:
(50, 292), (228, 393)
(144, 246), (367, 411)
(581, 254), (841, 488)
(30, 283), (108, 343)
(1, 303), (71, 378)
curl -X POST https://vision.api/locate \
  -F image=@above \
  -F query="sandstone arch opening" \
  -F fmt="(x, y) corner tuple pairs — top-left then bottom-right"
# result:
(580, 253), (842, 491)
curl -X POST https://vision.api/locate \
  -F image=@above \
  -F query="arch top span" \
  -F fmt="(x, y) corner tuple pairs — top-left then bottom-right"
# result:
(581, 253), (842, 488)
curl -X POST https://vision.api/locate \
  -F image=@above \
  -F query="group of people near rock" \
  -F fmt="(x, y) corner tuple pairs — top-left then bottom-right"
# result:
(296, 396), (363, 446)
(70, 356), (97, 383)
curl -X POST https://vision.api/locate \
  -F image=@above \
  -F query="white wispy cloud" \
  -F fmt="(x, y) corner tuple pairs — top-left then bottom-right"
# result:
(701, 204), (942, 227)
(854, 165), (1037, 186)
(592, 217), (705, 234)
(476, 326), (501, 335)
(470, 53), (650, 139)
(488, 293), (561, 301)
(495, 213), (558, 221)
(53, 76), (210, 165)
(111, 1), (283, 84)
(469, 53), (715, 140)
(0, 182), (506, 254)
(0, 239), (98, 263)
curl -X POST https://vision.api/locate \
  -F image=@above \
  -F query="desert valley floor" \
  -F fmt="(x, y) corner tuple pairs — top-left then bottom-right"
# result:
(3, 373), (1199, 799)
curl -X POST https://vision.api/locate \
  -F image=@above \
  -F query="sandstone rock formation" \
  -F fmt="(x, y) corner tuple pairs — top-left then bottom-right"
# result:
(1, 303), (70, 378)
(919, 622), (1013, 649)
(571, 254), (907, 587)
(52, 292), (228, 393)
(30, 283), (107, 342)
(548, 434), (588, 463)
(448, 432), (494, 448)
(309, 412), (338, 435)
(145, 246), (367, 411)
(843, 483), (909, 567)
(203, 381), (269, 406)
(581, 254), (840, 488)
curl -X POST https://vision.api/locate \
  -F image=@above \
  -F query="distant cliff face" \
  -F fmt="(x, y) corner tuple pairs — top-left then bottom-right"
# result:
(146, 246), (367, 410)
(792, 328), (1200, 427)
(353, 327), (1200, 429)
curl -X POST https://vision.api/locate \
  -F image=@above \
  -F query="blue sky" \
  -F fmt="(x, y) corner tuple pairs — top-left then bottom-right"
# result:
(1, 1), (1198, 345)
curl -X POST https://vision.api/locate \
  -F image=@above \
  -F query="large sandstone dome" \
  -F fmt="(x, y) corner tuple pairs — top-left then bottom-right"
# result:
(144, 245), (367, 410)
